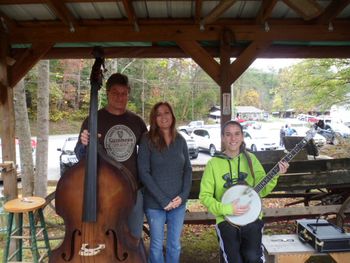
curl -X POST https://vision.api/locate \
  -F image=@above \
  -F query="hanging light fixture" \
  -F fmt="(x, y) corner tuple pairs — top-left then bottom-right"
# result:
(264, 21), (270, 32)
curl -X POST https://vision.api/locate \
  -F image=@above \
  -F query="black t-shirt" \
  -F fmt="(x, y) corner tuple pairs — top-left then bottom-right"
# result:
(77, 108), (147, 181)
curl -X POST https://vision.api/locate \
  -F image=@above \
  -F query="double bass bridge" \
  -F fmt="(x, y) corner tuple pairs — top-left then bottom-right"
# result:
(79, 243), (106, 256)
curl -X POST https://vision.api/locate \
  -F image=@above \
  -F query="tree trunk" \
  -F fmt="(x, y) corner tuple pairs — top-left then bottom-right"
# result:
(35, 60), (49, 197)
(14, 79), (35, 196)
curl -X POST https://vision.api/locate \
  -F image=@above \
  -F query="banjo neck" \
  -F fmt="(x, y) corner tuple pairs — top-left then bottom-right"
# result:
(253, 128), (316, 194)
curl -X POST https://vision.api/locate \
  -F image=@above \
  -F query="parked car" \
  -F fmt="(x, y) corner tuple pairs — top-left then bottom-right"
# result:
(290, 127), (326, 147)
(241, 121), (262, 130)
(243, 130), (278, 151)
(178, 120), (205, 135)
(297, 114), (319, 123)
(191, 127), (221, 156)
(57, 136), (79, 176)
(315, 121), (350, 144)
(0, 138), (37, 171)
(178, 131), (199, 159)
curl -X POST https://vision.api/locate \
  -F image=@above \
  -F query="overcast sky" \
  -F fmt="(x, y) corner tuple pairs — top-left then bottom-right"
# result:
(250, 58), (301, 72)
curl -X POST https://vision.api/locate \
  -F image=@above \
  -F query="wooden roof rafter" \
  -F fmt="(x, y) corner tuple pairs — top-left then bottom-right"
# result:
(316, 0), (350, 25)
(0, 10), (16, 33)
(46, 0), (76, 32)
(282, 0), (323, 21)
(194, 0), (203, 24)
(255, 0), (278, 24)
(200, 0), (237, 30)
(121, 0), (140, 32)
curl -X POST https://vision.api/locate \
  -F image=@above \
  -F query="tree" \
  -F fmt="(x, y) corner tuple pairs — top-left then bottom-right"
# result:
(240, 89), (261, 107)
(275, 59), (350, 111)
(35, 60), (50, 197)
(14, 79), (35, 196)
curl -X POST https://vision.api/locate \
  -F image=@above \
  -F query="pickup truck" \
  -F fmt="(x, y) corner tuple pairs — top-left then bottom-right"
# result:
(178, 120), (205, 135)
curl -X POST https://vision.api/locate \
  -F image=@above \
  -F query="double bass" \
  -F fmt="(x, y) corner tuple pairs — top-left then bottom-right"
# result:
(50, 48), (146, 262)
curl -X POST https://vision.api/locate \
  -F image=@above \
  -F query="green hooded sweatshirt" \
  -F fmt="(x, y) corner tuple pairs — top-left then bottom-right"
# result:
(199, 152), (279, 224)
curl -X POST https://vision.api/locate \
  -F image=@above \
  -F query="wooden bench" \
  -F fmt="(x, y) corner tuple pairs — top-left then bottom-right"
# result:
(262, 234), (350, 263)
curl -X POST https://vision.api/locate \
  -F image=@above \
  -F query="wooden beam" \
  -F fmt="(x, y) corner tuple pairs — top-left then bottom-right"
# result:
(200, 0), (237, 27)
(283, 0), (323, 21)
(316, 0), (350, 25)
(121, 0), (139, 32)
(176, 40), (220, 85)
(9, 23), (350, 43)
(256, 0), (278, 24)
(228, 40), (271, 84)
(11, 45), (350, 60)
(9, 42), (53, 88)
(46, 0), (76, 31)
(195, 0), (203, 24)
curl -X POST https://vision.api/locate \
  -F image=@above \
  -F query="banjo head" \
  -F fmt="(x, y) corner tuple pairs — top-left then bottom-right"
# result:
(221, 184), (262, 226)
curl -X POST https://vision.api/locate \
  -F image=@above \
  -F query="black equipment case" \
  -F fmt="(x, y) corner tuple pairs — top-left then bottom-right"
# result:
(297, 219), (350, 253)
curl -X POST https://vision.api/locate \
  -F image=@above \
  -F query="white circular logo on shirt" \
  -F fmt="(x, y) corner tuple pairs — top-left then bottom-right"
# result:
(104, 125), (136, 162)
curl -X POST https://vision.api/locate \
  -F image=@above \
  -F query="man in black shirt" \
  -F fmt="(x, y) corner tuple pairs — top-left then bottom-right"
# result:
(75, 73), (147, 240)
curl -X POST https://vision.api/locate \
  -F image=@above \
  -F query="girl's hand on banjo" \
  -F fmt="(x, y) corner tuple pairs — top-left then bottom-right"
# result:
(278, 161), (289, 174)
(232, 199), (250, 215)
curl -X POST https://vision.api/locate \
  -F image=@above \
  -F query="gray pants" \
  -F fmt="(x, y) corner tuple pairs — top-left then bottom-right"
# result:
(128, 189), (144, 239)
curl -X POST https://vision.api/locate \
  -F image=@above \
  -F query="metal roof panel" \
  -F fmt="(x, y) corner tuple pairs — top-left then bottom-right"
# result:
(169, 1), (193, 18)
(146, 1), (169, 18)
(0, 4), (56, 21)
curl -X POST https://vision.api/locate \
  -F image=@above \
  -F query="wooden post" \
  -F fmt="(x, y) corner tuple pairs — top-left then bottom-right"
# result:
(220, 28), (234, 127)
(0, 31), (18, 201)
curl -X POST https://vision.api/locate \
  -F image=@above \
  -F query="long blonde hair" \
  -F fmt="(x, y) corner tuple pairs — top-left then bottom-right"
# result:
(148, 102), (177, 151)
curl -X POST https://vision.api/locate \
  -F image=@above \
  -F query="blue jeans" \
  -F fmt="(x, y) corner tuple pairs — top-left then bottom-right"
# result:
(128, 189), (144, 239)
(145, 204), (186, 263)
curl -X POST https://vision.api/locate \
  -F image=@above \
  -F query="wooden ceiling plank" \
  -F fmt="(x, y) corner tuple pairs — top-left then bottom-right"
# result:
(256, 0), (278, 24)
(283, 0), (323, 21)
(9, 42), (53, 88)
(46, 0), (76, 31)
(316, 0), (350, 24)
(228, 40), (271, 84)
(121, 0), (139, 31)
(176, 40), (220, 85)
(201, 0), (237, 27)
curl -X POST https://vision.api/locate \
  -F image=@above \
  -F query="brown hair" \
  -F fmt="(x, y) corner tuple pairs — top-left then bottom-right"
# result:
(148, 102), (177, 151)
(222, 120), (256, 184)
(106, 73), (130, 91)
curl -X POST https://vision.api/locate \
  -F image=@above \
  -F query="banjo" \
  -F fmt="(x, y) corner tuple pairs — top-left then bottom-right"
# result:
(221, 128), (317, 226)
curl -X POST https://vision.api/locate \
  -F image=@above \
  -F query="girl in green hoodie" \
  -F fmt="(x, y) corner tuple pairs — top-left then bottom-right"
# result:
(199, 121), (289, 263)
